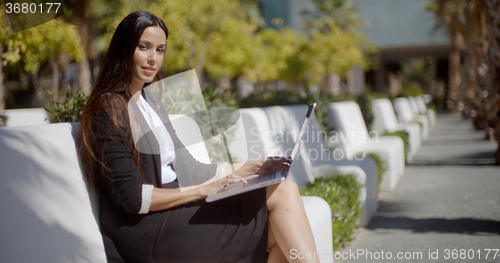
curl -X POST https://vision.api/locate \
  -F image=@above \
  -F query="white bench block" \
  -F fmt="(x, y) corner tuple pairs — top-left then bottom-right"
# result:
(393, 97), (430, 139)
(0, 123), (106, 263)
(0, 108), (49, 127)
(302, 196), (334, 263)
(234, 105), (377, 226)
(416, 96), (436, 127)
(327, 101), (405, 191)
(372, 98), (421, 162)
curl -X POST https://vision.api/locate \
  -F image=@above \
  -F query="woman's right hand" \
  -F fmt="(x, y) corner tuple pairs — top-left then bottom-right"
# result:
(199, 174), (248, 198)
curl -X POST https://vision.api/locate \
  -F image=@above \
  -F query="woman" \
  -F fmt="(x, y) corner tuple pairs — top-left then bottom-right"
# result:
(78, 11), (319, 263)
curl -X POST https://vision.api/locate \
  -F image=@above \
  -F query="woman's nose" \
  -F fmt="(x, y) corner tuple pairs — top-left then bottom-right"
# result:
(147, 50), (156, 64)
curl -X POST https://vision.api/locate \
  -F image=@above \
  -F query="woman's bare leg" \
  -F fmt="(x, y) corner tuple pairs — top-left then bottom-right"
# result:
(266, 179), (319, 263)
(267, 222), (288, 263)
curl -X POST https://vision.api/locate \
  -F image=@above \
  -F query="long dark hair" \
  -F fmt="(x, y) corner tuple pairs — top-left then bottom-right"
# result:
(78, 11), (168, 190)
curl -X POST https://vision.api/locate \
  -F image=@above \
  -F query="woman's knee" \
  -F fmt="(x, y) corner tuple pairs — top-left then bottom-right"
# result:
(267, 179), (301, 209)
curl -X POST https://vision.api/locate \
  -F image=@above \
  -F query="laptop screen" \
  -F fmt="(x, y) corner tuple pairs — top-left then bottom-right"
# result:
(290, 103), (317, 160)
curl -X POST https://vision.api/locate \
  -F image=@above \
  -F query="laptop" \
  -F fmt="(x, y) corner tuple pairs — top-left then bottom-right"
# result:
(206, 103), (317, 202)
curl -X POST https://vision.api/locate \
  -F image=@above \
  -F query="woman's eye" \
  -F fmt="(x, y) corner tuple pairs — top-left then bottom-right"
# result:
(138, 45), (147, 50)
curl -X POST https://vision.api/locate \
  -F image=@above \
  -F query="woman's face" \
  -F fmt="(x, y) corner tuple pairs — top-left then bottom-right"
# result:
(130, 26), (167, 91)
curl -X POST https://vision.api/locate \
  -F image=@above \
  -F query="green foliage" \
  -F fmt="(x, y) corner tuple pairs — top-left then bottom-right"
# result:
(382, 130), (409, 160)
(300, 173), (362, 250)
(427, 105), (437, 115)
(90, 0), (370, 86)
(200, 85), (241, 163)
(202, 86), (239, 109)
(305, 28), (367, 85)
(356, 92), (373, 131)
(400, 82), (424, 97)
(365, 153), (387, 189)
(3, 18), (83, 72)
(410, 120), (424, 130)
(301, 0), (368, 32)
(0, 114), (8, 127)
(240, 89), (358, 134)
(44, 87), (88, 123)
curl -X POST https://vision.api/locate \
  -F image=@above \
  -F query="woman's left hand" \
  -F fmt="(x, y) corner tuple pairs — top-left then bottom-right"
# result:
(255, 156), (292, 176)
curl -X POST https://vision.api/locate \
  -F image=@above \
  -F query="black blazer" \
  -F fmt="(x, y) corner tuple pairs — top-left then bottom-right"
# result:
(92, 89), (218, 262)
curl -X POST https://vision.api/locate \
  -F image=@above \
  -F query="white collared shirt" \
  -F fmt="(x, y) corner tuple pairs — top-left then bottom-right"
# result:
(136, 94), (227, 214)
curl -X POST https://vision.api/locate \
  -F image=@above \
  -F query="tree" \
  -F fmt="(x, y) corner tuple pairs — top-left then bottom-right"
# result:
(1, 18), (83, 103)
(304, 27), (365, 93)
(300, 0), (371, 94)
(70, 0), (96, 95)
(150, 0), (252, 87)
(0, 9), (13, 110)
(301, 0), (367, 32)
(483, 0), (500, 164)
(426, 0), (466, 112)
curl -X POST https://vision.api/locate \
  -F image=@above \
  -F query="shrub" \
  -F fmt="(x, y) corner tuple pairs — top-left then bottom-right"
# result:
(239, 89), (356, 134)
(356, 92), (373, 131)
(0, 115), (8, 127)
(44, 87), (88, 123)
(300, 173), (362, 251)
(365, 153), (387, 189)
(427, 105), (437, 115)
(399, 82), (424, 97)
(382, 130), (409, 160)
(202, 85), (239, 109)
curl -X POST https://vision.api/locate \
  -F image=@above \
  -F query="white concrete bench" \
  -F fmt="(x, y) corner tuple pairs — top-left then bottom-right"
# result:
(0, 116), (333, 262)
(268, 105), (378, 227)
(230, 105), (378, 227)
(408, 97), (420, 116)
(415, 96), (436, 127)
(371, 98), (421, 162)
(226, 108), (334, 262)
(327, 101), (406, 192)
(0, 108), (49, 127)
(393, 97), (430, 140)
(172, 113), (333, 261)
(0, 123), (107, 262)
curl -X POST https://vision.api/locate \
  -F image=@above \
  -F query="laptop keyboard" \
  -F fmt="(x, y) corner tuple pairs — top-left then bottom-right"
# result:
(243, 172), (280, 188)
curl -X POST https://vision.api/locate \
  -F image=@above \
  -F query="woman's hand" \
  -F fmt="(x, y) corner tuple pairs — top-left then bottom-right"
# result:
(255, 156), (292, 176)
(199, 174), (248, 198)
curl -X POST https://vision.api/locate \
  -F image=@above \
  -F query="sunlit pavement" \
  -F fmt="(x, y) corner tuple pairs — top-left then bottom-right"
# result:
(337, 114), (500, 263)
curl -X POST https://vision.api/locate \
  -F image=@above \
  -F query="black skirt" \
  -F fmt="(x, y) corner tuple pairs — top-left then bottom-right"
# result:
(152, 182), (269, 263)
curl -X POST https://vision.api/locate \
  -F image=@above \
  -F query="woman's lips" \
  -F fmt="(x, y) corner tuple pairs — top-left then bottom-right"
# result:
(142, 67), (156, 74)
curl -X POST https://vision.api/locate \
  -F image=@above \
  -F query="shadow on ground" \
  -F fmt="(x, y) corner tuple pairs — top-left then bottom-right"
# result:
(367, 216), (500, 235)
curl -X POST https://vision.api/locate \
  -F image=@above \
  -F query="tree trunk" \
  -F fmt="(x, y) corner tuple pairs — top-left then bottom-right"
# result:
(79, 55), (92, 95)
(322, 73), (341, 95)
(0, 45), (4, 110)
(52, 57), (59, 99)
(483, 0), (500, 164)
(462, 0), (481, 119)
(447, 32), (462, 112)
(463, 0), (489, 129)
(70, 0), (95, 95)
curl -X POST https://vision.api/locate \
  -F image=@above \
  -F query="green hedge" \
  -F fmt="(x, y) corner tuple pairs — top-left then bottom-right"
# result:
(0, 115), (7, 127)
(300, 173), (362, 251)
(399, 82), (424, 97)
(240, 89), (390, 134)
(365, 153), (388, 189)
(382, 130), (409, 160)
(44, 87), (88, 123)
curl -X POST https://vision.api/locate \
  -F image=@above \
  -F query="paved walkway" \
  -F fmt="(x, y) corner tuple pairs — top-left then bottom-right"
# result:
(338, 114), (500, 263)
